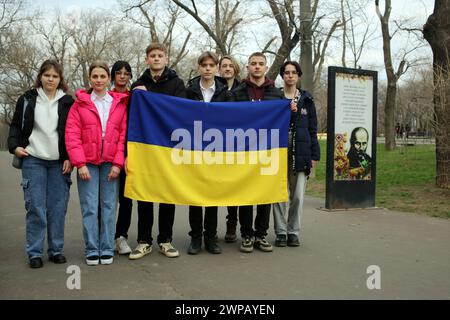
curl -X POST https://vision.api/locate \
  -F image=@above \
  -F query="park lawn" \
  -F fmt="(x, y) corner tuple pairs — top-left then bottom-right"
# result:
(306, 141), (450, 218)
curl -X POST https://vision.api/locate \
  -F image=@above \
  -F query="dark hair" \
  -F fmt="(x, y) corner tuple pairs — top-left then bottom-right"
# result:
(279, 61), (303, 77)
(33, 59), (69, 92)
(350, 127), (369, 145)
(111, 60), (132, 84)
(197, 51), (219, 65)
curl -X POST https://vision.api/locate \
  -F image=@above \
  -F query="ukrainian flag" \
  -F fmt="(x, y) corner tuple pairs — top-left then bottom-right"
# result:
(125, 90), (290, 206)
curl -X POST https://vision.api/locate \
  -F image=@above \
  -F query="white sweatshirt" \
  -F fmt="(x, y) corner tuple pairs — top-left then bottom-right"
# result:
(26, 88), (65, 160)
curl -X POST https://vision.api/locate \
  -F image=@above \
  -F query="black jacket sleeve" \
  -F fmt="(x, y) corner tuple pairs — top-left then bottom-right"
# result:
(173, 78), (187, 98)
(307, 98), (320, 161)
(7, 95), (25, 154)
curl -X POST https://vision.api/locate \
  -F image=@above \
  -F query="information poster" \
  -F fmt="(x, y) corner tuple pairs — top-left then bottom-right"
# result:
(334, 73), (373, 181)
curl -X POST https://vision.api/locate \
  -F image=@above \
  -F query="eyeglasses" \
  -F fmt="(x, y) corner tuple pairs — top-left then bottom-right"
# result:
(283, 71), (298, 75)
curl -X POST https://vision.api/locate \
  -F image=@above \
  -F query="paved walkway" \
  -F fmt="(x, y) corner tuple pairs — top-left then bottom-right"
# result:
(0, 151), (449, 300)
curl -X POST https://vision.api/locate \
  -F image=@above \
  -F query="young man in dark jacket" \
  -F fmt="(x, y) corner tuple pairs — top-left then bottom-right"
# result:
(128, 43), (186, 260)
(231, 52), (284, 253)
(185, 51), (230, 255)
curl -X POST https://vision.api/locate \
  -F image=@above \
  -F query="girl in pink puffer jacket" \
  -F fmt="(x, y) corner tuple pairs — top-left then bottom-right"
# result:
(65, 61), (127, 266)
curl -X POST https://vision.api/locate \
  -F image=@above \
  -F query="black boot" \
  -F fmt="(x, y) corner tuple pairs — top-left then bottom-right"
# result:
(205, 236), (222, 254)
(188, 237), (202, 255)
(224, 220), (237, 243)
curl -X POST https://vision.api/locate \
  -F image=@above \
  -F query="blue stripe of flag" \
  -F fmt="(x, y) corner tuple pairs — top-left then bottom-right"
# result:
(127, 90), (290, 151)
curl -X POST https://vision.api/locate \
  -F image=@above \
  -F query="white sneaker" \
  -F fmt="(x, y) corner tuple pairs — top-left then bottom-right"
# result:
(159, 242), (180, 258)
(100, 255), (113, 265)
(129, 242), (152, 260)
(115, 236), (132, 254)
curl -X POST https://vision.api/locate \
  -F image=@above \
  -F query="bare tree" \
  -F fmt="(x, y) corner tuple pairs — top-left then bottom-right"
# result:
(0, 25), (42, 125)
(172, 0), (243, 56)
(263, 0), (303, 80)
(341, 0), (377, 69)
(312, 19), (344, 91)
(423, 0), (450, 188)
(300, 0), (314, 91)
(0, 0), (27, 51)
(122, 0), (192, 71)
(376, 0), (412, 150)
(69, 12), (121, 89)
(0, 0), (39, 127)
(30, 11), (73, 65)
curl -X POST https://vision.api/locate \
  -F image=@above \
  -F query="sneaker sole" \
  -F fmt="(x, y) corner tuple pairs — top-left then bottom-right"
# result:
(159, 251), (180, 258)
(255, 244), (273, 252)
(128, 248), (152, 260)
(86, 259), (99, 266)
(287, 243), (300, 247)
(240, 247), (254, 253)
(128, 247), (152, 260)
(100, 258), (113, 265)
(117, 248), (132, 255)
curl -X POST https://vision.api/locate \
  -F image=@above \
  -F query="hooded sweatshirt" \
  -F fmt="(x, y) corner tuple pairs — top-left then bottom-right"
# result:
(26, 88), (66, 160)
(242, 77), (275, 101)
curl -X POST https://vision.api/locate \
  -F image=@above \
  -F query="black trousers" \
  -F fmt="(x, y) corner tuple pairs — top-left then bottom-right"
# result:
(238, 204), (271, 238)
(136, 202), (175, 245)
(115, 171), (132, 239)
(188, 206), (218, 238)
(226, 206), (238, 224)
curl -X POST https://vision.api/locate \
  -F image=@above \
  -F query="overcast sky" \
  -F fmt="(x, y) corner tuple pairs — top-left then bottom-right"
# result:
(33, 0), (434, 83)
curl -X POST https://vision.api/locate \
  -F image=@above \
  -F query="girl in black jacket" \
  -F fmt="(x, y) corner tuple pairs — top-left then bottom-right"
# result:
(8, 60), (74, 268)
(272, 61), (320, 248)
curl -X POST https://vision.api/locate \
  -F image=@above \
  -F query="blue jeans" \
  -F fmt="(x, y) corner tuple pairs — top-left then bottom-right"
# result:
(21, 156), (71, 259)
(77, 163), (118, 258)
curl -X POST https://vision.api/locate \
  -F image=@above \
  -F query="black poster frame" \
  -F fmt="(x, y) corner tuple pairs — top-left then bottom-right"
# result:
(326, 66), (378, 209)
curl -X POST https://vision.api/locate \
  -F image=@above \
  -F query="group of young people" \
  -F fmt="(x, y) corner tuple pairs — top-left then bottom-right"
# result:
(8, 42), (320, 268)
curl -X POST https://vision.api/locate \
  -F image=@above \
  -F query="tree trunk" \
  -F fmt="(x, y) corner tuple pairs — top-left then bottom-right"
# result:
(384, 83), (397, 150)
(423, 0), (450, 189)
(300, 0), (313, 93)
(375, 0), (397, 151)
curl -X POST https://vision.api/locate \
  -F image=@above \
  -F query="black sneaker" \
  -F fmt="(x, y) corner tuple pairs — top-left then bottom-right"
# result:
(240, 236), (254, 253)
(188, 237), (202, 255)
(29, 257), (43, 268)
(225, 221), (237, 243)
(275, 234), (287, 247)
(254, 236), (273, 252)
(287, 234), (300, 247)
(205, 236), (222, 254)
(49, 254), (67, 264)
